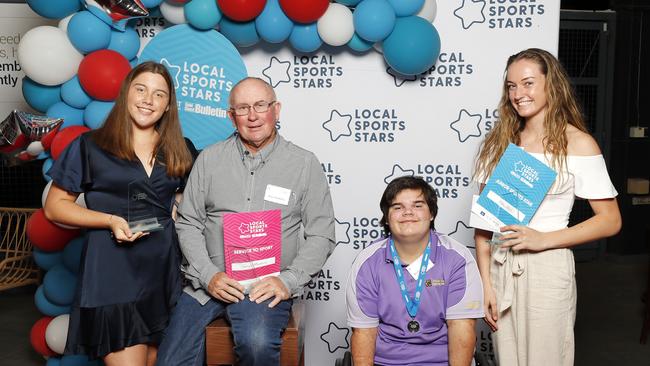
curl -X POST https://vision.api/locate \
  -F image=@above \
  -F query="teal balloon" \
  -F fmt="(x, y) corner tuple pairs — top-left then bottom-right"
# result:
(61, 355), (90, 366)
(22, 77), (61, 113)
(255, 0), (293, 43)
(353, 0), (395, 42)
(61, 76), (92, 109)
(347, 33), (373, 52)
(42, 158), (53, 181)
(336, 0), (362, 5)
(108, 26), (141, 60)
(46, 101), (85, 129)
(43, 264), (77, 306)
(130, 56), (139, 68)
(34, 285), (70, 316)
(142, 0), (164, 7)
(27, 0), (80, 19)
(383, 16), (440, 75)
(185, 0), (222, 30)
(387, 0), (424, 16)
(33, 248), (63, 271)
(67, 11), (112, 53)
(84, 101), (115, 130)
(289, 23), (322, 53)
(46, 357), (62, 366)
(219, 18), (259, 47)
(63, 236), (85, 274)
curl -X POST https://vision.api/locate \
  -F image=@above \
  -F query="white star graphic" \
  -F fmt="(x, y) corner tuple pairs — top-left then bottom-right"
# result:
(514, 161), (525, 173)
(160, 58), (182, 89)
(262, 56), (291, 88)
(322, 110), (352, 142)
(335, 219), (351, 245)
(387, 67), (418, 87)
(454, 0), (486, 30)
(239, 223), (250, 234)
(447, 221), (475, 248)
(319, 322), (350, 353)
(384, 164), (415, 184)
(450, 109), (482, 142)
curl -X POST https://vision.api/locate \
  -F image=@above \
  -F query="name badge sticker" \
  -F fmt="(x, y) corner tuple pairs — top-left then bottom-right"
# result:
(264, 184), (291, 205)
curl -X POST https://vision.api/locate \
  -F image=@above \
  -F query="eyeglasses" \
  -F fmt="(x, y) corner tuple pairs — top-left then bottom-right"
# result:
(230, 100), (276, 116)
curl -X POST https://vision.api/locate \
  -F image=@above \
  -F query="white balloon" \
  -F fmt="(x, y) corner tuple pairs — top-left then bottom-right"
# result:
(41, 180), (52, 208)
(41, 181), (85, 228)
(58, 14), (74, 33)
(17, 26), (83, 86)
(159, 0), (187, 25)
(416, 0), (437, 23)
(45, 314), (70, 355)
(26, 141), (44, 156)
(317, 3), (354, 47)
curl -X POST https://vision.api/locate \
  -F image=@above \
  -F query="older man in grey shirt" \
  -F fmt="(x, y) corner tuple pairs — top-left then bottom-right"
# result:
(156, 77), (335, 366)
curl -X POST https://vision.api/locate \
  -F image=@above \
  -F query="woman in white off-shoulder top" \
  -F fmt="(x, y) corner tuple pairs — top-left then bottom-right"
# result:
(473, 48), (622, 366)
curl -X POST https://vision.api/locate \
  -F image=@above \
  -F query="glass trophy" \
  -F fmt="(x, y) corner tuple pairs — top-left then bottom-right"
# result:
(127, 181), (164, 233)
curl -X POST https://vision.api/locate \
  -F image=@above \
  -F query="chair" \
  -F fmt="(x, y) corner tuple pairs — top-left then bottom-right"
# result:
(205, 303), (304, 366)
(0, 207), (40, 291)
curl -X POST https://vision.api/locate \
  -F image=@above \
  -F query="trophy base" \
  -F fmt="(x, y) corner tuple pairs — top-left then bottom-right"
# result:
(487, 231), (512, 245)
(128, 218), (164, 233)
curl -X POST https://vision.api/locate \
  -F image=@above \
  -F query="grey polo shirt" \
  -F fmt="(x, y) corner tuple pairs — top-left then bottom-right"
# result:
(176, 133), (336, 304)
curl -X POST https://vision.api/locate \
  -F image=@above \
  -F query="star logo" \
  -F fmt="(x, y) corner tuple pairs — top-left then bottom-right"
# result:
(387, 67), (418, 87)
(335, 219), (351, 245)
(514, 161), (525, 173)
(450, 109), (482, 143)
(322, 110), (352, 142)
(384, 164), (415, 184)
(448, 220), (475, 249)
(160, 58), (182, 89)
(454, 0), (486, 30)
(320, 322), (350, 353)
(238, 223), (250, 234)
(262, 56), (291, 88)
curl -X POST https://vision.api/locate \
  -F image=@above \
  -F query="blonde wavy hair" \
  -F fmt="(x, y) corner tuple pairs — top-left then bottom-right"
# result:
(474, 48), (588, 181)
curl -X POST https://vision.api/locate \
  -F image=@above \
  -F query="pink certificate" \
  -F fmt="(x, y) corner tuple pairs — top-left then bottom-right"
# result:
(223, 209), (282, 287)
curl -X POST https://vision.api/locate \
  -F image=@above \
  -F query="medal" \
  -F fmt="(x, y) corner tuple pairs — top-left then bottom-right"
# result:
(407, 320), (420, 333)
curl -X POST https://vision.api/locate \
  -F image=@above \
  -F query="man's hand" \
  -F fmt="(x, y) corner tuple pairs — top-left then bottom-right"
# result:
(208, 272), (245, 303)
(249, 276), (290, 308)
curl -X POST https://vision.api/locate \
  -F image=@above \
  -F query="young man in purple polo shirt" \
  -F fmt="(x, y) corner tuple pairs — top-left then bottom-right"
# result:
(346, 176), (484, 366)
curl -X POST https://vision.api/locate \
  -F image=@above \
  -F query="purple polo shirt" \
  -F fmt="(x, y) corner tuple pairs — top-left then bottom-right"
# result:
(346, 232), (484, 366)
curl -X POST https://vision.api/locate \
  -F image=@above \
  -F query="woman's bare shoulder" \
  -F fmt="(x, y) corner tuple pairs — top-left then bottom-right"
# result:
(566, 125), (601, 156)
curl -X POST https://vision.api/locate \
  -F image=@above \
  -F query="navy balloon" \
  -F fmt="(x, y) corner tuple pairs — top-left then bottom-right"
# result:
(289, 23), (322, 53)
(61, 76), (92, 109)
(185, 0), (222, 30)
(61, 355), (90, 366)
(108, 26), (141, 60)
(219, 18), (260, 48)
(387, 0), (424, 17)
(22, 77), (62, 113)
(46, 357), (61, 366)
(34, 285), (71, 316)
(255, 0), (293, 43)
(84, 100), (115, 130)
(43, 264), (77, 306)
(336, 0), (362, 5)
(67, 11), (112, 53)
(383, 16), (440, 75)
(27, 0), (81, 19)
(353, 0), (396, 42)
(46, 102), (85, 129)
(33, 248), (64, 271)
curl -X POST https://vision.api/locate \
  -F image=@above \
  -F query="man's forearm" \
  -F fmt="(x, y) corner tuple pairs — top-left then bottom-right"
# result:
(447, 319), (476, 366)
(351, 327), (377, 366)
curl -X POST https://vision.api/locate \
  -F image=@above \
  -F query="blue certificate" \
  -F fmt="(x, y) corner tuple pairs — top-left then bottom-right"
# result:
(473, 144), (557, 229)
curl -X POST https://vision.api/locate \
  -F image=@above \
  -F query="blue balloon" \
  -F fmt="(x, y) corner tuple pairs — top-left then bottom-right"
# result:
(353, 0), (396, 42)
(46, 357), (61, 366)
(37, 151), (51, 160)
(26, 0), (81, 19)
(42, 158), (53, 181)
(47, 102), (85, 129)
(34, 285), (71, 316)
(67, 11), (112, 53)
(219, 18), (260, 48)
(63, 237), (85, 274)
(61, 76), (92, 109)
(108, 26), (141, 60)
(347, 33), (374, 52)
(255, 0), (293, 43)
(84, 101), (115, 130)
(387, 0), (424, 17)
(33, 248), (64, 271)
(185, 0), (222, 30)
(61, 355), (90, 366)
(289, 23), (322, 53)
(43, 264), (77, 306)
(22, 77), (61, 113)
(383, 16), (440, 75)
(141, 0), (164, 7)
(336, 0), (362, 5)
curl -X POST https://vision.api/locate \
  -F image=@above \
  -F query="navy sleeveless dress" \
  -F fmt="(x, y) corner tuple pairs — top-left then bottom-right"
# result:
(48, 133), (195, 359)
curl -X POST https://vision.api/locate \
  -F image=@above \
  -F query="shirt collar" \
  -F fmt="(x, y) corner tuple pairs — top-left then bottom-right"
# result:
(234, 131), (281, 163)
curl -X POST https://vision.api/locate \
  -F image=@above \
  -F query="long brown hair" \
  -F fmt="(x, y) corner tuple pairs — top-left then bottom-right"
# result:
(474, 48), (588, 180)
(91, 61), (193, 177)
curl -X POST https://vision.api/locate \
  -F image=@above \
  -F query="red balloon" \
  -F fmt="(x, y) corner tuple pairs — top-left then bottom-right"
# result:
(278, 0), (328, 23)
(27, 209), (80, 252)
(78, 50), (131, 101)
(30, 316), (56, 357)
(50, 126), (90, 160)
(217, 0), (267, 22)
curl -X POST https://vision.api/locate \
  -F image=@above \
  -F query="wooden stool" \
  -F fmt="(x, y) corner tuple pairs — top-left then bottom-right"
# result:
(205, 304), (304, 366)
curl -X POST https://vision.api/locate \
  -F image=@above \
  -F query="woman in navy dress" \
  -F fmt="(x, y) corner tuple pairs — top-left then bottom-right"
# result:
(44, 61), (196, 366)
